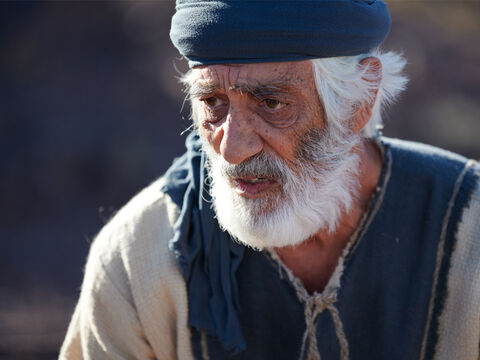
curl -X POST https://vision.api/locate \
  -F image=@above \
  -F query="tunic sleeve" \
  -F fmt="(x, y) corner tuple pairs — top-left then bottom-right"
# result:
(435, 161), (480, 360)
(59, 178), (192, 360)
(59, 228), (156, 360)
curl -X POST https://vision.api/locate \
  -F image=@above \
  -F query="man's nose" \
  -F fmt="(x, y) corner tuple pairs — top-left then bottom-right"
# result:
(219, 107), (263, 164)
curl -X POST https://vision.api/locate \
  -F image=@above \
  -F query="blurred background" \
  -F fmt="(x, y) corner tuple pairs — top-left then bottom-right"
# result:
(0, 1), (479, 359)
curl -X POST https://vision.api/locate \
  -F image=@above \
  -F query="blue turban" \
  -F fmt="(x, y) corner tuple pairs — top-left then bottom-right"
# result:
(170, 0), (391, 68)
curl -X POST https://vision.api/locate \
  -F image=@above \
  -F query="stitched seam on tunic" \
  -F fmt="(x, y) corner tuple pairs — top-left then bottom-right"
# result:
(348, 146), (392, 257)
(419, 159), (477, 360)
(200, 330), (210, 360)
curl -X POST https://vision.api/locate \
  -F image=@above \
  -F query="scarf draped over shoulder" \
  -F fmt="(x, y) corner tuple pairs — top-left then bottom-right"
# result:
(160, 132), (246, 354)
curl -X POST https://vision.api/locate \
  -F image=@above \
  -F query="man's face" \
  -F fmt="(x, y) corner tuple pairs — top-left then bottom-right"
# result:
(187, 61), (360, 249)
(189, 60), (325, 188)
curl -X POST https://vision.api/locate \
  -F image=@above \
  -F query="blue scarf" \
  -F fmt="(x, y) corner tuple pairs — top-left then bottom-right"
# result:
(160, 132), (246, 354)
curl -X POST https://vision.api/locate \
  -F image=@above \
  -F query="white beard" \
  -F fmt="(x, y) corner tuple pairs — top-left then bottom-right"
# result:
(202, 127), (361, 250)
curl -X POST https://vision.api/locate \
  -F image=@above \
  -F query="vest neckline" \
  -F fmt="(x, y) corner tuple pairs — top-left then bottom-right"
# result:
(265, 137), (393, 303)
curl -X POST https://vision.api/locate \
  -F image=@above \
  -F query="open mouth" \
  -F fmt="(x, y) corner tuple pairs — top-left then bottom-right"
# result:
(233, 176), (279, 198)
(239, 177), (271, 184)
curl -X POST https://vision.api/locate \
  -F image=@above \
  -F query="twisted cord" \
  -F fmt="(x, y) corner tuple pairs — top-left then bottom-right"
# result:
(329, 304), (350, 360)
(266, 250), (350, 360)
(298, 294), (349, 360)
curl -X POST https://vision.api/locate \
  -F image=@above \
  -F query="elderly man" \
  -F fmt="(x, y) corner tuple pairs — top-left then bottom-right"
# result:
(60, 1), (480, 359)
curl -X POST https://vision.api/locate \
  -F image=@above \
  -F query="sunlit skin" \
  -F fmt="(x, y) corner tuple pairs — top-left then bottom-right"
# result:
(188, 59), (383, 293)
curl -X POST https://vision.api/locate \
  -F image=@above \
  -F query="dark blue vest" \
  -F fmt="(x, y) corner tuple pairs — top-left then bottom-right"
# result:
(163, 136), (478, 360)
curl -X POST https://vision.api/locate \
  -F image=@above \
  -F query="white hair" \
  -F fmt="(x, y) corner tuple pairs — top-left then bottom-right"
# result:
(311, 49), (408, 138)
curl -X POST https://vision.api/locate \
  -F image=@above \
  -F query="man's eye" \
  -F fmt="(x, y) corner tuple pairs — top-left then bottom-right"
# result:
(262, 99), (286, 110)
(203, 97), (222, 107)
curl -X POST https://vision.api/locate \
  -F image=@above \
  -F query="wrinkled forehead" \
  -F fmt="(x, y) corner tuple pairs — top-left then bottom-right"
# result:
(186, 61), (315, 94)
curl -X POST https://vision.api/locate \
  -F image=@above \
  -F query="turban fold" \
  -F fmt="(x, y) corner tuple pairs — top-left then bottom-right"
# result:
(170, 0), (391, 68)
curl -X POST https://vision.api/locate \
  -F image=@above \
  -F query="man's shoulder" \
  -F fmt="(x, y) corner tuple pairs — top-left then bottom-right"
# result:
(94, 177), (179, 252)
(62, 179), (190, 359)
(383, 137), (471, 168)
(382, 137), (478, 185)
(85, 177), (182, 294)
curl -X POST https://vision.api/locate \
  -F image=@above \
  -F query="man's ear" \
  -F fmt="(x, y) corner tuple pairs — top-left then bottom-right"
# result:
(350, 56), (382, 133)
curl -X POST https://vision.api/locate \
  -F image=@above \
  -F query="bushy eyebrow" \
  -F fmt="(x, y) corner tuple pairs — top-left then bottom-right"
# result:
(230, 83), (290, 98)
(186, 80), (291, 100)
(187, 82), (218, 99)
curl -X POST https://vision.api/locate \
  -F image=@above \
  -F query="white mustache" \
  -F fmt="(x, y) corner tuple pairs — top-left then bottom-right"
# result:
(215, 152), (288, 184)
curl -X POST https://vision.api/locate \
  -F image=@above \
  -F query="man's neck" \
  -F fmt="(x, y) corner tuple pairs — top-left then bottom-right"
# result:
(275, 139), (383, 294)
